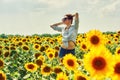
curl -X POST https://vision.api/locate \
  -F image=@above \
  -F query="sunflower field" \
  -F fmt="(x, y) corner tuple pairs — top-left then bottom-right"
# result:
(0, 30), (120, 80)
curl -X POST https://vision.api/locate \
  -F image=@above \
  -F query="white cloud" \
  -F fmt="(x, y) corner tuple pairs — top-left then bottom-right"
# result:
(1, 0), (17, 3)
(0, 0), (45, 14)
(100, 0), (120, 17)
(87, 0), (100, 4)
(36, 0), (73, 8)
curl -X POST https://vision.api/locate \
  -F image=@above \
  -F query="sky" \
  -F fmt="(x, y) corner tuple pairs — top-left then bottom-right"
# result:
(0, 0), (120, 35)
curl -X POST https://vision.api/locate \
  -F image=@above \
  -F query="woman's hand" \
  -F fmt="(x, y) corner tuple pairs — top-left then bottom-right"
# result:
(65, 13), (79, 18)
(73, 13), (79, 17)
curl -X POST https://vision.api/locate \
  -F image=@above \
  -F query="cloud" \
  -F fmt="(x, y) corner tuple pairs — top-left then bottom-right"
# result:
(0, 0), (74, 15)
(100, 0), (120, 17)
(87, 0), (100, 4)
(36, 0), (73, 8)
(1, 0), (15, 3)
(0, 0), (47, 14)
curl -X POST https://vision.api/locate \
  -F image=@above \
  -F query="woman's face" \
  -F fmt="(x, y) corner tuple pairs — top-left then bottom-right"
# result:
(62, 18), (71, 25)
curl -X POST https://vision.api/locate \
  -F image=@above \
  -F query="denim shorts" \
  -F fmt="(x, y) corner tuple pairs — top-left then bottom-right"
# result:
(59, 47), (75, 58)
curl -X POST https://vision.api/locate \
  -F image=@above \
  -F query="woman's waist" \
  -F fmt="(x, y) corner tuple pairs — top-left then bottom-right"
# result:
(61, 41), (76, 49)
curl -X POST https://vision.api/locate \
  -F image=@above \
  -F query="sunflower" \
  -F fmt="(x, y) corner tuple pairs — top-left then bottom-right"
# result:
(53, 66), (63, 74)
(80, 41), (88, 51)
(54, 46), (60, 51)
(63, 54), (78, 71)
(54, 51), (59, 58)
(3, 50), (10, 57)
(0, 59), (4, 69)
(17, 41), (23, 46)
(4, 46), (9, 50)
(39, 46), (46, 52)
(33, 44), (40, 51)
(50, 40), (54, 45)
(22, 38), (27, 42)
(111, 55), (120, 80)
(76, 38), (82, 45)
(41, 64), (51, 76)
(0, 50), (2, 56)
(56, 72), (68, 80)
(86, 30), (105, 49)
(38, 55), (45, 62)
(74, 71), (89, 80)
(106, 40), (113, 45)
(0, 71), (6, 80)
(114, 34), (119, 38)
(24, 62), (38, 72)
(0, 45), (3, 49)
(114, 38), (119, 44)
(35, 59), (43, 67)
(83, 46), (113, 79)
(22, 45), (29, 52)
(34, 52), (41, 59)
(47, 52), (55, 60)
(117, 30), (120, 36)
(44, 44), (49, 49)
(115, 47), (120, 55)
(45, 48), (55, 54)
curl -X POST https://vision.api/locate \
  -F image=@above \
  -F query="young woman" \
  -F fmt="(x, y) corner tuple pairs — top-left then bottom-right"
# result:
(50, 13), (79, 58)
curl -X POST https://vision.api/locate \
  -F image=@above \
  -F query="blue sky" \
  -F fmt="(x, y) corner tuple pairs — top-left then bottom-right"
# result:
(0, 0), (120, 35)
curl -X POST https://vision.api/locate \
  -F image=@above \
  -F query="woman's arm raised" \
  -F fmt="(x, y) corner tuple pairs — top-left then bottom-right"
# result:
(50, 22), (63, 28)
(73, 13), (79, 30)
(50, 22), (63, 32)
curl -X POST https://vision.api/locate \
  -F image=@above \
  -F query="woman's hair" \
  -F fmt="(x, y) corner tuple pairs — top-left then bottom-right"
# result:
(64, 14), (73, 24)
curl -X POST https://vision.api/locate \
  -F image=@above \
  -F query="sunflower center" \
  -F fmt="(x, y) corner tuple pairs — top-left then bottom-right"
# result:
(50, 41), (53, 44)
(108, 41), (111, 44)
(0, 46), (2, 49)
(23, 46), (29, 50)
(36, 59), (43, 67)
(92, 57), (106, 70)
(28, 64), (34, 69)
(55, 46), (59, 50)
(49, 53), (53, 58)
(117, 50), (120, 54)
(4, 52), (10, 57)
(82, 44), (86, 49)
(0, 74), (5, 80)
(90, 35), (100, 45)
(77, 76), (86, 80)
(5, 46), (9, 50)
(0, 60), (4, 67)
(35, 45), (39, 49)
(22, 39), (26, 42)
(114, 63), (120, 74)
(35, 53), (41, 59)
(0, 50), (2, 55)
(10, 46), (16, 50)
(78, 40), (81, 43)
(55, 52), (58, 57)
(115, 39), (118, 41)
(59, 78), (64, 80)
(118, 31), (120, 34)
(40, 46), (45, 52)
(18, 42), (22, 46)
(67, 59), (74, 67)
(54, 68), (62, 74)
(43, 66), (51, 72)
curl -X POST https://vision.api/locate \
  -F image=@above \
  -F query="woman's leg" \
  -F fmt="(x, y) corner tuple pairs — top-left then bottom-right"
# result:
(58, 47), (67, 58)
(66, 49), (75, 55)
